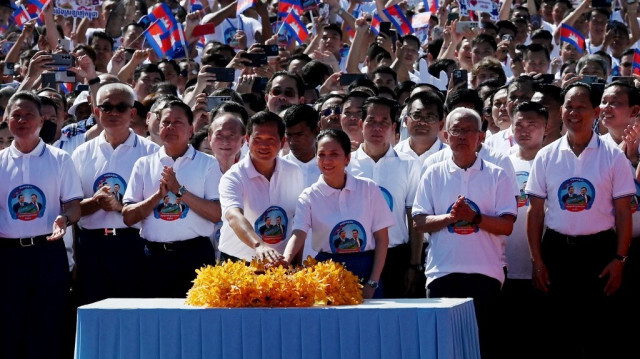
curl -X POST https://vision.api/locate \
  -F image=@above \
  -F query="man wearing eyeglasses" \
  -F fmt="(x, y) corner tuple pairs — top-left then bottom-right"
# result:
(412, 108), (517, 359)
(71, 83), (159, 305)
(349, 97), (421, 298)
(395, 92), (447, 163)
(264, 71), (305, 114)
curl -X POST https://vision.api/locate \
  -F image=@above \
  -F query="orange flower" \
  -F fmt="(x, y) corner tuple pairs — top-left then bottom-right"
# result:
(185, 257), (363, 307)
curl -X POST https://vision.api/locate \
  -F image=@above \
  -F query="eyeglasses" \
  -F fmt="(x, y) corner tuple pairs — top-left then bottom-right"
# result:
(447, 128), (478, 137)
(270, 87), (297, 98)
(322, 106), (342, 117)
(409, 112), (439, 123)
(98, 102), (132, 113)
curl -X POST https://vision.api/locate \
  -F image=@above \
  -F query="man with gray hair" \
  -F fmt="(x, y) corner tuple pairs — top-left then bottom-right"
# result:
(71, 83), (159, 305)
(412, 107), (518, 359)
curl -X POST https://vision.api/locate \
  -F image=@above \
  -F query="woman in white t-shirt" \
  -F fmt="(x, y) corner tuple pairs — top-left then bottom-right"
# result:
(283, 129), (395, 299)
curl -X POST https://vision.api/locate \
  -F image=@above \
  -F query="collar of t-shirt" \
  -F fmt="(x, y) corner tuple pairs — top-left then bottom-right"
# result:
(97, 129), (138, 150)
(446, 154), (483, 173)
(558, 131), (600, 153)
(9, 139), (46, 158)
(243, 155), (284, 180)
(354, 144), (397, 162)
(158, 144), (197, 167)
(316, 170), (357, 196)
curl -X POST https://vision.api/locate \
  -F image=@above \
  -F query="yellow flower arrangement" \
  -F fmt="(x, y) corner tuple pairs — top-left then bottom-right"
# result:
(185, 257), (363, 307)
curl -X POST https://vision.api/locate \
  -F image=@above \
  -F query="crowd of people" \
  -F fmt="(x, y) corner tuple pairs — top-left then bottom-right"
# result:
(1, 0), (640, 357)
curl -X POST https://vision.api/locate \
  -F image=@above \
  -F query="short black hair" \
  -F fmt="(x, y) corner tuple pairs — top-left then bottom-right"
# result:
(134, 64), (165, 82)
(211, 88), (244, 105)
(367, 44), (390, 60)
(301, 60), (333, 88)
(283, 104), (320, 130)
(524, 43), (550, 62)
(604, 82), (640, 107)
(362, 96), (399, 122)
(247, 111), (286, 139)
(159, 59), (180, 75)
(323, 24), (343, 39)
(211, 101), (249, 126)
(266, 71), (305, 99)
(401, 34), (420, 49)
(151, 82), (178, 96)
(445, 88), (483, 115)
(190, 129), (209, 150)
(372, 66), (397, 83)
(316, 128), (351, 156)
(90, 31), (114, 49)
(161, 100), (194, 125)
(7, 91), (43, 115)
(513, 101), (549, 122)
(471, 34), (497, 52)
(496, 20), (518, 36)
(428, 59), (456, 78)
(38, 96), (58, 115)
(562, 83), (601, 108)
(407, 91), (444, 121)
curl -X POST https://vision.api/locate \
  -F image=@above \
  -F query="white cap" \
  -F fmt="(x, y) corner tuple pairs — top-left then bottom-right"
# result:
(69, 91), (90, 116)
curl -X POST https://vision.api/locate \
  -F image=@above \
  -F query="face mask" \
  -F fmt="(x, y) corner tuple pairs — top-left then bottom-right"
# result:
(39, 120), (58, 144)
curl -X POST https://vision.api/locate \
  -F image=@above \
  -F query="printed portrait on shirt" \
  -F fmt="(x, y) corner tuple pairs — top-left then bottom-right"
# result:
(330, 220), (366, 254)
(8, 184), (46, 221)
(153, 192), (189, 221)
(446, 198), (481, 235)
(254, 206), (288, 244)
(516, 171), (529, 208)
(93, 173), (127, 205)
(379, 186), (394, 211)
(558, 177), (595, 212)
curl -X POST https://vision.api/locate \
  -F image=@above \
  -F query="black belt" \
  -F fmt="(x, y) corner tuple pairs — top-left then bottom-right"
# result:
(145, 236), (209, 253)
(80, 227), (139, 237)
(0, 234), (51, 248)
(546, 228), (615, 245)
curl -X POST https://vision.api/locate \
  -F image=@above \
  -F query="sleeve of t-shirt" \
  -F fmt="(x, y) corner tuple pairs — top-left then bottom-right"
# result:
(370, 180), (396, 233)
(204, 157), (223, 201)
(405, 159), (421, 208)
(219, 170), (244, 217)
(123, 158), (145, 204)
(70, 147), (86, 196)
(292, 190), (311, 234)
(611, 151), (637, 199)
(494, 168), (519, 217)
(525, 152), (547, 199)
(497, 155), (520, 197)
(59, 154), (83, 203)
(412, 170), (434, 217)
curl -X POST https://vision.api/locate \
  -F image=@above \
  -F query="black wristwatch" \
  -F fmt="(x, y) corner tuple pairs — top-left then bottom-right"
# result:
(613, 254), (628, 263)
(88, 77), (100, 85)
(366, 280), (379, 289)
(177, 185), (187, 197)
(409, 264), (424, 272)
(472, 212), (483, 225)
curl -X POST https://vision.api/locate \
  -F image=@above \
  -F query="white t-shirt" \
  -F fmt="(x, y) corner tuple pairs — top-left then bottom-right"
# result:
(71, 130), (159, 230)
(484, 126), (515, 155)
(348, 145), (420, 247)
(203, 14), (262, 48)
(526, 133), (636, 235)
(218, 156), (304, 261)
(507, 152), (534, 279)
(394, 137), (447, 163)
(123, 145), (222, 242)
(0, 140), (83, 238)
(294, 172), (395, 254)
(412, 156), (518, 285)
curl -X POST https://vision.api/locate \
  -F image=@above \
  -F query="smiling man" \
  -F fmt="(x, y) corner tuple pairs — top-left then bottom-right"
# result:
(264, 71), (305, 114)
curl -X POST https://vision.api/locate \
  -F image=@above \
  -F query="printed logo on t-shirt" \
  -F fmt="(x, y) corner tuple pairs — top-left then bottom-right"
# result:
(379, 186), (393, 211)
(446, 198), (481, 235)
(8, 184), (46, 221)
(93, 173), (126, 205)
(516, 171), (529, 208)
(224, 27), (238, 47)
(330, 220), (366, 254)
(254, 206), (288, 244)
(558, 177), (595, 212)
(631, 180), (640, 214)
(153, 192), (189, 221)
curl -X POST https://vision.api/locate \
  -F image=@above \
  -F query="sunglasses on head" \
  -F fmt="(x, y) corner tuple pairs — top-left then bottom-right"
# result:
(97, 102), (132, 113)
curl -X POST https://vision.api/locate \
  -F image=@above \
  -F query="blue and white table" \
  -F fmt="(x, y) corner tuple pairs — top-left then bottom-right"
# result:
(75, 298), (480, 359)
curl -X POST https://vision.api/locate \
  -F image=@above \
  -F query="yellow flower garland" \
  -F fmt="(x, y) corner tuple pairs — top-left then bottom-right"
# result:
(186, 257), (363, 307)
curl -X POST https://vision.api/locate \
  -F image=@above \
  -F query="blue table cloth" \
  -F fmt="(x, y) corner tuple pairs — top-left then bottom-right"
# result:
(75, 298), (480, 359)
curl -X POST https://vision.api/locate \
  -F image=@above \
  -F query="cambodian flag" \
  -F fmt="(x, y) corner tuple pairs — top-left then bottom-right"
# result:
(190, 0), (204, 12)
(423, 0), (438, 13)
(284, 10), (308, 44)
(383, 5), (413, 36)
(237, 0), (255, 16)
(144, 20), (172, 58)
(168, 23), (189, 59)
(60, 82), (74, 94)
(146, 3), (178, 33)
(560, 24), (585, 53)
(278, 0), (302, 18)
(12, 6), (30, 29)
(411, 12), (430, 30)
(26, 0), (47, 24)
(370, 12), (383, 35)
(633, 49), (640, 76)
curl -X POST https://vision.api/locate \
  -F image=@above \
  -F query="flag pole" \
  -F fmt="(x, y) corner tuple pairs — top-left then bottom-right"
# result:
(130, 18), (161, 48)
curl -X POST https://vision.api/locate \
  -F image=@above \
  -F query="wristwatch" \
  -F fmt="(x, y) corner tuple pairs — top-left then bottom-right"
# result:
(613, 254), (628, 263)
(409, 264), (425, 272)
(177, 185), (187, 197)
(366, 280), (379, 289)
(472, 212), (483, 225)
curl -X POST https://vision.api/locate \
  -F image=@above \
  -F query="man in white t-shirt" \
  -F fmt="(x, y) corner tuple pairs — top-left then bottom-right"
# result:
(218, 111), (304, 262)
(122, 101), (222, 297)
(413, 108), (517, 359)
